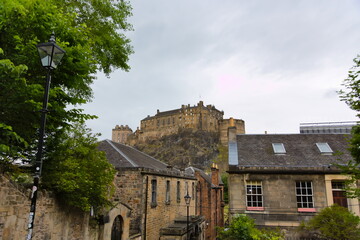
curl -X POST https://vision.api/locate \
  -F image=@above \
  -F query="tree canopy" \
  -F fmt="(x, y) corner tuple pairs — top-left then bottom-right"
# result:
(299, 204), (360, 240)
(0, 0), (133, 164)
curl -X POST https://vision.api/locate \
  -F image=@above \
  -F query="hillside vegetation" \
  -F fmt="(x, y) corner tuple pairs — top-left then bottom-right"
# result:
(135, 128), (227, 170)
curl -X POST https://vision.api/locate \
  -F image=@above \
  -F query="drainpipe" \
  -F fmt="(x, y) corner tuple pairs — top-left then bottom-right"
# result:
(144, 176), (149, 240)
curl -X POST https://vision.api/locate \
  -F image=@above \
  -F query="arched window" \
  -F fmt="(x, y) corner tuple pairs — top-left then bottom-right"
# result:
(111, 215), (123, 240)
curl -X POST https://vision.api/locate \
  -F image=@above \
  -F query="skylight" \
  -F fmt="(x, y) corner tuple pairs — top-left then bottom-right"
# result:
(316, 143), (333, 153)
(272, 143), (286, 154)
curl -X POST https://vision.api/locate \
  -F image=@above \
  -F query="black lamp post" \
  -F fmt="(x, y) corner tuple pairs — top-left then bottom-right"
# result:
(26, 33), (65, 240)
(184, 193), (191, 240)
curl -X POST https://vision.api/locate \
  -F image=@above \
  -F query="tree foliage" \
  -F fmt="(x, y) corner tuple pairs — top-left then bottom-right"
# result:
(0, 0), (133, 164)
(299, 204), (360, 240)
(217, 214), (284, 240)
(338, 55), (360, 197)
(42, 124), (116, 211)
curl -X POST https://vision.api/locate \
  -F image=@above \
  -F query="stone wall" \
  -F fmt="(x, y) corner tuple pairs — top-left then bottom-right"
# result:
(0, 174), (99, 240)
(0, 174), (132, 240)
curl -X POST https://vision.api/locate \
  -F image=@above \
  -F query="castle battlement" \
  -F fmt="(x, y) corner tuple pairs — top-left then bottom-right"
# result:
(112, 101), (245, 145)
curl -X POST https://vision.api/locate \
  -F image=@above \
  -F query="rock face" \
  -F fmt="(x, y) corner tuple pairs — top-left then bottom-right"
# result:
(135, 128), (220, 170)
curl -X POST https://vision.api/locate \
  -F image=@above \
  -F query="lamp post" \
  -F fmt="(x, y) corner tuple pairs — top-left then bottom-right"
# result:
(26, 33), (65, 240)
(184, 193), (191, 240)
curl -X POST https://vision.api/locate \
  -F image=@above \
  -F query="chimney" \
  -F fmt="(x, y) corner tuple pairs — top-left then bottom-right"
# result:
(229, 117), (234, 127)
(211, 163), (219, 186)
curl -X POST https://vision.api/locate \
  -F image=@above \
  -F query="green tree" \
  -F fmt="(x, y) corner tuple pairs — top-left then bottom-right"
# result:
(42, 123), (116, 211)
(338, 55), (360, 197)
(299, 205), (360, 240)
(217, 214), (283, 240)
(0, 0), (133, 164)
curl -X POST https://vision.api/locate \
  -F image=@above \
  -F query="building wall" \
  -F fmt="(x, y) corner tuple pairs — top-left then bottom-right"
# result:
(112, 125), (133, 144)
(194, 167), (224, 240)
(113, 168), (197, 240)
(138, 101), (224, 142)
(229, 172), (360, 238)
(219, 118), (245, 145)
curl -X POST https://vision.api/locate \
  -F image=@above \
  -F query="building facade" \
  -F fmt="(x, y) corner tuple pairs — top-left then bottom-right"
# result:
(98, 140), (204, 240)
(112, 101), (245, 145)
(186, 165), (225, 240)
(227, 129), (359, 239)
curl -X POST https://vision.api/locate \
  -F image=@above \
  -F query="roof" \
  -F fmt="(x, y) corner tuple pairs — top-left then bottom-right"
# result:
(233, 134), (352, 169)
(98, 139), (171, 171)
(185, 167), (223, 187)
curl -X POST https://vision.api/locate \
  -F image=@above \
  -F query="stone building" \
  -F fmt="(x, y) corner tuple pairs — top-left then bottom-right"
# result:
(98, 139), (205, 240)
(227, 128), (360, 239)
(112, 101), (245, 145)
(186, 164), (225, 240)
(112, 125), (133, 144)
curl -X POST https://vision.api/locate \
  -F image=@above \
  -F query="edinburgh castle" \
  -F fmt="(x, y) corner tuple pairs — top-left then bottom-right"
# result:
(112, 101), (245, 145)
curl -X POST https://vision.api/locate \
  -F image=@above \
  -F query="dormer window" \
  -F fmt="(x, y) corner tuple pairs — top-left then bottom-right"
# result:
(272, 143), (286, 154)
(316, 143), (333, 154)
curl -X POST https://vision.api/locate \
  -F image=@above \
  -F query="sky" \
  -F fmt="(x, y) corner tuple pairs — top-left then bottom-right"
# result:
(83, 0), (360, 140)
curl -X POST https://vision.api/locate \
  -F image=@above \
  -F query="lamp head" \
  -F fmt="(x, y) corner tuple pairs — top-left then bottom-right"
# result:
(36, 33), (65, 69)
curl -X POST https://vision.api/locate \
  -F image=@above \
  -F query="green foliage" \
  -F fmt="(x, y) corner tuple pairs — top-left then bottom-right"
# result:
(339, 55), (360, 116)
(0, 0), (133, 165)
(221, 173), (229, 204)
(135, 129), (220, 169)
(299, 205), (360, 240)
(217, 214), (284, 240)
(42, 124), (116, 211)
(338, 55), (360, 198)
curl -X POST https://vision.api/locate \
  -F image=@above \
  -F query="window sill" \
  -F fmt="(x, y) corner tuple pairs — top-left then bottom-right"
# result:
(298, 208), (316, 212)
(246, 207), (264, 211)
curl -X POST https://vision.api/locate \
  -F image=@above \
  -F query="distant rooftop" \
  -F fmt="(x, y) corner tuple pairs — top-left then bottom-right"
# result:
(300, 121), (358, 134)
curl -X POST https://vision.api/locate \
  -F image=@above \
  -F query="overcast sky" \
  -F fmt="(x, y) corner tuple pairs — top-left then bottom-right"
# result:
(83, 0), (360, 140)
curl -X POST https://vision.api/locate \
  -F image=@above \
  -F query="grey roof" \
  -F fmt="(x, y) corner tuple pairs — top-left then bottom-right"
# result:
(234, 134), (352, 168)
(185, 167), (223, 187)
(98, 139), (170, 171)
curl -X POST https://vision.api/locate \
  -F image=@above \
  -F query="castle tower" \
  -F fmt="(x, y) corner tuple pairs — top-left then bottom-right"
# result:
(112, 125), (133, 144)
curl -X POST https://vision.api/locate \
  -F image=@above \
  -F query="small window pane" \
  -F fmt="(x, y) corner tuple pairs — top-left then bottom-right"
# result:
(316, 143), (333, 153)
(272, 143), (286, 154)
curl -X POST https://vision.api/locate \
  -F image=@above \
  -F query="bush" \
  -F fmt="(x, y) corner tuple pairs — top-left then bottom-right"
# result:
(299, 204), (360, 240)
(217, 214), (283, 240)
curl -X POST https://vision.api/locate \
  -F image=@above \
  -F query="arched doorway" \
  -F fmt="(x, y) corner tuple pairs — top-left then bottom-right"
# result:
(111, 215), (123, 240)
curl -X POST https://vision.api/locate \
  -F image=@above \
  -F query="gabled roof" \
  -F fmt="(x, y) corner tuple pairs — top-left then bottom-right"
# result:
(233, 134), (352, 169)
(98, 139), (170, 171)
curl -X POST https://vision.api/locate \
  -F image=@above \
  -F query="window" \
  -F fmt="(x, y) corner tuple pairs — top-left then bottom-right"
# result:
(166, 180), (171, 204)
(296, 181), (315, 212)
(177, 181), (181, 202)
(192, 182), (195, 200)
(316, 143), (333, 154)
(272, 143), (286, 154)
(246, 181), (264, 211)
(332, 181), (348, 208)
(151, 179), (157, 207)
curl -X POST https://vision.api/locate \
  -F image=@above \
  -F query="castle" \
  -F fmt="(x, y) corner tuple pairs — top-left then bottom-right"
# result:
(112, 101), (245, 145)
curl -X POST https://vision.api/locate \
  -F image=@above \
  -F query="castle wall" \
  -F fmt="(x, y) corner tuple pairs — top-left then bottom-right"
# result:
(219, 118), (245, 145)
(138, 101), (224, 142)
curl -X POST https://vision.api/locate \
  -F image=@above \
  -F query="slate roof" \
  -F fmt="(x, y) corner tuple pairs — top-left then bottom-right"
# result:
(185, 167), (223, 187)
(234, 134), (352, 168)
(98, 139), (171, 171)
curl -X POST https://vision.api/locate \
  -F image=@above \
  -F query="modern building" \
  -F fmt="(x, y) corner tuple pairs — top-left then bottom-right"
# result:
(227, 128), (359, 239)
(299, 121), (357, 134)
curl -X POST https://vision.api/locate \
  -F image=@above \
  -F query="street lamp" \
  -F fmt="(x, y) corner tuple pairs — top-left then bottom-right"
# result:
(184, 193), (191, 240)
(26, 33), (65, 240)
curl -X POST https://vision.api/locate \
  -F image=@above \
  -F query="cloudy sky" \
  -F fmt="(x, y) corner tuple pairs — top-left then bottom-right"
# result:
(83, 0), (360, 140)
